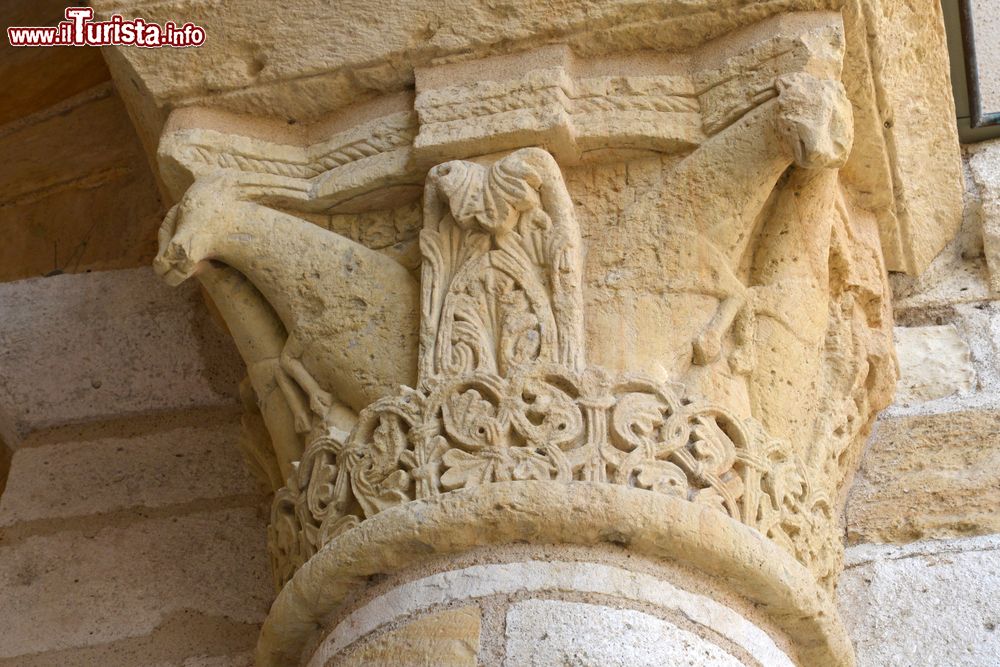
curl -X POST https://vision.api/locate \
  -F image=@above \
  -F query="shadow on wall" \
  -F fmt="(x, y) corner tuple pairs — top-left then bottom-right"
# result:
(0, 437), (9, 499)
(0, 405), (16, 498)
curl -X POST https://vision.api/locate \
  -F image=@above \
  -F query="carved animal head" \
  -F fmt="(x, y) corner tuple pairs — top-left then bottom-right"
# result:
(775, 73), (854, 170)
(152, 175), (227, 286)
(153, 171), (312, 286)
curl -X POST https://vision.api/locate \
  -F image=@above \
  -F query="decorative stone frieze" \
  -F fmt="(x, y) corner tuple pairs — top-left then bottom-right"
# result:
(147, 5), (962, 666)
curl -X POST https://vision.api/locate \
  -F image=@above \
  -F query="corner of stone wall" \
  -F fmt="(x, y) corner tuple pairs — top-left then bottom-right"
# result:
(839, 137), (1000, 667)
(0, 267), (267, 667)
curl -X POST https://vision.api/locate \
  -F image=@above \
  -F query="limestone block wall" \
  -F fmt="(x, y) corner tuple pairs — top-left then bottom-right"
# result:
(0, 268), (242, 441)
(837, 138), (1000, 666)
(0, 269), (268, 666)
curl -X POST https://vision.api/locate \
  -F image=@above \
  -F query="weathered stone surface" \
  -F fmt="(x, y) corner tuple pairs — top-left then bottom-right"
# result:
(0, 624), (258, 667)
(887, 300), (1000, 420)
(94, 1), (868, 122)
(951, 301), (1000, 401)
(889, 152), (994, 312)
(855, 0), (962, 272)
(263, 483), (850, 667)
(888, 249), (991, 312)
(0, 268), (243, 441)
(100, 0), (961, 274)
(0, 408), (257, 527)
(968, 0), (1000, 112)
(505, 599), (746, 667)
(0, 507), (271, 660)
(166, 654), (256, 667)
(0, 404), (270, 666)
(846, 408), (1000, 544)
(60, 4), (971, 666)
(133, 9), (958, 666)
(0, 2), (978, 666)
(969, 139), (1000, 293)
(893, 325), (976, 405)
(262, 143), (889, 590)
(171, 40), (897, 598)
(332, 607), (479, 667)
(838, 535), (1000, 667)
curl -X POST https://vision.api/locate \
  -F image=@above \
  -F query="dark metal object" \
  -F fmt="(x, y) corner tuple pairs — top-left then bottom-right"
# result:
(959, 0), (1000, 128)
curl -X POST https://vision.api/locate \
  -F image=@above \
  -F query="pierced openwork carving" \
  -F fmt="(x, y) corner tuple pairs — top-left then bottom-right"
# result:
(267, 148), (836, 589)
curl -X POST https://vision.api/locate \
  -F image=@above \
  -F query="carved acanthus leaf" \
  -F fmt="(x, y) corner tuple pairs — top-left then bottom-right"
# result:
(419, 148), (585, 384)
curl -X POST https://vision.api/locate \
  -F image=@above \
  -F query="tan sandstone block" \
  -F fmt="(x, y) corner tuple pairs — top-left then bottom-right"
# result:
(334, 606), (480, 667)
(0, 507), (271, 659)
(893, 325), (976, 405)
(94, 1), (852, 123)
(0, 409), (257, 527)
(856, 0), (963, 273)
(0, 267), (243, 440)
(846, 409), (1000, 544)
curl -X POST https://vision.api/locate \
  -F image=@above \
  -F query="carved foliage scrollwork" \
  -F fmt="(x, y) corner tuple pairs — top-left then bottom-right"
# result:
(269, 366), (837, 588)
(268, 148), (836, 590)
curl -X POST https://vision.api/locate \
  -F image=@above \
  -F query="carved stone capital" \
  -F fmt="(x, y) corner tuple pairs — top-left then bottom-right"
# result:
(266, 143), (846, 596)
(146, 6), (960, 666)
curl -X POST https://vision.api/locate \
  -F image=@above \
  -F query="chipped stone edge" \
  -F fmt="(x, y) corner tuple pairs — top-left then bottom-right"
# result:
(844, 534), (1000, 569)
